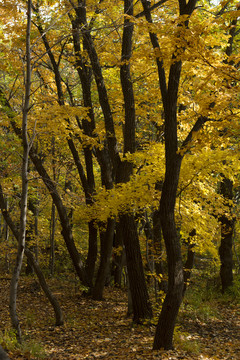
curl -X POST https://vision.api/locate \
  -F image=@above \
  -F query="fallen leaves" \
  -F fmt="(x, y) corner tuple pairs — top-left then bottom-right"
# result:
(0, 277), (240, 359)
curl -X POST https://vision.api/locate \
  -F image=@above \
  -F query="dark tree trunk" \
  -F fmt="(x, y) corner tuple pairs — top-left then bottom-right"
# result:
(112, 222), (125, 286)
(28, 149), (90, 287)
(219, 177), (234, 293)
(85, 220), (98, 286)
(153, 156), (184, 350)
(34, 8), (98, 287)
(183, 243), (195, 295)
(0, 345), (10, 360)
(25, 198), (39, 275)
(141, 0), (198, 349)
(120, 213), (152, 322)
(70, 0), (152, 317)
(117, 0), (152, 322)
(152, 208), (168, 293)
(25, 249), (64, 326)
(49, 202), (56, 276)
(92, 218), (115, 300)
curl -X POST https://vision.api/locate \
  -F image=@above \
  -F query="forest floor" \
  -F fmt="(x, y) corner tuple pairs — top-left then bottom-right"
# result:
(0, 276), (240, 360)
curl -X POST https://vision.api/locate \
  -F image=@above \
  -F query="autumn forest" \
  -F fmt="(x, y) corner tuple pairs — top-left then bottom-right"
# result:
(0, 0), (239, 359)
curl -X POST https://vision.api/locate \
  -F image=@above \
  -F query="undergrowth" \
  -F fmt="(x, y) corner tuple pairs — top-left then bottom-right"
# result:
(0, 328), (46, 359)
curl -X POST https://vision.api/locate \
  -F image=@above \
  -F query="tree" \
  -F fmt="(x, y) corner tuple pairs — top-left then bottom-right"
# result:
(9, 0), (32, 341)
(219, 177), (235, 292)
(218, 1), (240, 293)
(0, 0), (239, 352)
(0, 185), (64, 326)
(0, 345), (10, 360)
(69, 0), (152, 317)
(140, 0), (240, 349)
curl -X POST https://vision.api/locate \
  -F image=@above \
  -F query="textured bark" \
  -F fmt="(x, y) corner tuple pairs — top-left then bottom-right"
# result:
(219, 177), (234, 293)
(153, 156), (184, 350)
(120, 213), (152, 321)
(85, 220), (98, 286)
(118, 0), (152, 321)
(70, 0), (152, 316)
(92, 218), (115, 300)
(49, 202), (56, 275)
(25, 198), (39, 275)
(183, 237), (195, 295)
(112, 222), (125, 286)
(152, 208), (168, 293)
(141, 0), (198, 349)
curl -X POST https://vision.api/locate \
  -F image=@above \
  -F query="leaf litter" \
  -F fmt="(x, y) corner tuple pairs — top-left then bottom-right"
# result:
(0, 277), (239, 359)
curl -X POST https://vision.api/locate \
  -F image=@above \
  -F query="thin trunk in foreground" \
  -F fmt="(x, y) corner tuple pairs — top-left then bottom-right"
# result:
(0, 185), (64, 326)
(9, 0), (32, 342)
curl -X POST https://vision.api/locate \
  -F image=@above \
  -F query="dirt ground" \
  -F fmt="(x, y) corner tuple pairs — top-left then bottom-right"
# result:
(0, 276), (240, 359)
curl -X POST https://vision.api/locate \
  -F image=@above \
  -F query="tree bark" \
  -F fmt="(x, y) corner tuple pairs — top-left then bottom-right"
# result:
(49, 202), (56, 276)
(28, 149), (90, 286)
(85, 220), (98, 286)
(141, 0), (198, 349)
(152, 208), (168, 293)
(25, 248), (64, 325)
(117, 0), (152, 321)
(112, 222), (125, 286)
(153, 155), (184, 350)
(92, 218), (115, 300)
(9, 0), (31, 341)
(120, 213), (152, 321)
(219, 177), (234, 293)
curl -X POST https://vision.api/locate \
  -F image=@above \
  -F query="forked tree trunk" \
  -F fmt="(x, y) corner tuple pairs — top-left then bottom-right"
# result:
(141, 0), (198, 349)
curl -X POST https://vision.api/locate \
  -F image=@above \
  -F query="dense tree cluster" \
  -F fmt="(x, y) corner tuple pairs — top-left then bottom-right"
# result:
(0, 0), (239, 351)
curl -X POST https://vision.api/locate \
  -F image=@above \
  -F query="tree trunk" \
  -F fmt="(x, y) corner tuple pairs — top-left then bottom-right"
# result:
(141, 0), (198, 349)
(120, 213), (152, 322)
(92, 218), (115, 300)
(219, 177), (234, 293)
(29, 149), (90, 286)
(153, 156), (184, 350)
(117, 0), (152, 322)
(152, 209), (168, 293)
(0, 345), (10, 360)
(112, 222), (125, 287)
(85, 220), (98, 286)
(49, 202), (56, 276)
(9, 1), (31, 341)
(25, 249), (64, 326)
(0, 187), (64, 327)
